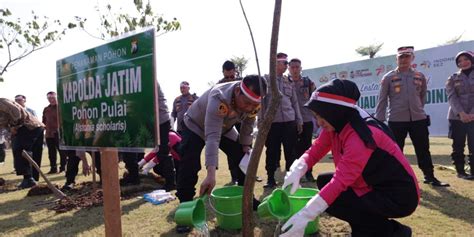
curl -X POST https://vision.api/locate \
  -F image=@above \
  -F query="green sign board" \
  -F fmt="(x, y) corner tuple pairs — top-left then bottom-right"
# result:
(57, 29), (158, 151)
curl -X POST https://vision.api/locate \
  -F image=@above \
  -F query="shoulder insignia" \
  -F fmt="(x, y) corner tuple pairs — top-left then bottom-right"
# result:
(414, 71), (424, 79)
(217, 102), (229, 117)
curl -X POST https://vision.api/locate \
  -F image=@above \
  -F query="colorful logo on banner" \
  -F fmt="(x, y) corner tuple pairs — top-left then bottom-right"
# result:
(57, 29), (158, 151)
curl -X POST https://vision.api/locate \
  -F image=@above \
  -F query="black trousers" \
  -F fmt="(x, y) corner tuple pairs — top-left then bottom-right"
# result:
(31, 130), (44, 181)
(449, 120), (474, 171)
(120, 152), (144, 180)
(152, 120), (176, 187)
(176, 124), (246, 202)
(317, 172), (418, 237)
(12, 126), (44, 177)
(0, 143), (5, 163)
(295, 121), (314, 173)
(388, 119), (434, 177)
(265, 121), (297, 175)
(65, 151), (101, 184)
(46, 132), (67, 170)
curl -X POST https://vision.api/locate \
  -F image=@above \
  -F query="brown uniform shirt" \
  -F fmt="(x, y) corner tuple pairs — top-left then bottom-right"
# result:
(42, 104), (59, 138)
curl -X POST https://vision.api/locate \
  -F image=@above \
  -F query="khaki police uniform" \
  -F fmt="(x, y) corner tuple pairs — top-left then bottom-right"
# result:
(216, 78), (243, 182)
(176, 81), (256, 202)
(446, 70), (474, 174)
(292, 76), (316, 179)
(217, 77), (241, 84)
(374, 68), (436, 179)
(262, 75), (302, 183)
(171, 93), (198, 133)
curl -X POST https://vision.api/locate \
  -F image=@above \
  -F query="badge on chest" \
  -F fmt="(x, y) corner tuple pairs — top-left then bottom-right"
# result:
(218, 102), (229, 117)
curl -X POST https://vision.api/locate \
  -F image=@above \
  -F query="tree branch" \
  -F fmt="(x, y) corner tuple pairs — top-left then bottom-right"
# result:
(242, 0), (282, 236)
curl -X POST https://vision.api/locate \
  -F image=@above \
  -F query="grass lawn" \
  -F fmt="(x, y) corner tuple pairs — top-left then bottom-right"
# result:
(0, 137), (473, 236)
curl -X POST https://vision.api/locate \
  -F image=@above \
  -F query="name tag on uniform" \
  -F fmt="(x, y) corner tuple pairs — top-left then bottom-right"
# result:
(391, 76), (401, 93)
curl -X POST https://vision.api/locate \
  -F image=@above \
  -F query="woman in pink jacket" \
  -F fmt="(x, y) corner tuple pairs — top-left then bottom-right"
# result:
(281, 79), (420, 237)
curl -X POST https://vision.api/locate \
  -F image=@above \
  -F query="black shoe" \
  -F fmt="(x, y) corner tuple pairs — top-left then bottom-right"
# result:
(391, 220), (412, 237)
(263, 179), (276, 189)
(305, 173), (316, 182)
(119, 177), (140, 186)
(59, 167), (66, 173)
(252, 198), (261, 211)
(164, 183), (176, 192)
(17, 178), (36, 189)
(47, 168), (58, 174)
(457, 172), (474, 180)
(61, 182), (75, 191)
(176, 225), (191, 233)
(423, 177), (450, 187)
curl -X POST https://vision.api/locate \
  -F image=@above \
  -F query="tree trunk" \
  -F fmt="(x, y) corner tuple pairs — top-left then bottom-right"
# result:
(242, 0), (282, 236)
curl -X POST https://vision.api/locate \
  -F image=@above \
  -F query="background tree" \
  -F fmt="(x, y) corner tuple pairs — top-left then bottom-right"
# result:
(73, 0), (180, 40)
(0, 8), (74, 81)
(231, 55), (249, 77)
(440, 33), (463, 46)
(355, 43), (383, 59)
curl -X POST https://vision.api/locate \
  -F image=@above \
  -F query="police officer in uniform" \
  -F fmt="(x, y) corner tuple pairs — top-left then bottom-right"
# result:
(289, 58), (317, 182)
(446, 51), (474, 179)
(171, 81), (198, 134)
(176, 75), (265, 204)
(375, 46), (449, 187)
(218, 60), (239, 84)
(262, 52), (303, 188)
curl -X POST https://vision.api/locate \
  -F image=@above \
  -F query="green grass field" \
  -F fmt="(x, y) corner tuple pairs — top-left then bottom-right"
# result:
(0, 137), (473, 236)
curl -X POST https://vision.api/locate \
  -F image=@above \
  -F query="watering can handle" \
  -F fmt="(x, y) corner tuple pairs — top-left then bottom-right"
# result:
(207, 196), (242, 217)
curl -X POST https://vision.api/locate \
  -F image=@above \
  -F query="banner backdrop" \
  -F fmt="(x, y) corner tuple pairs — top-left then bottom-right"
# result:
(303, 41), (474, 136)
(57, 29), (158, 151)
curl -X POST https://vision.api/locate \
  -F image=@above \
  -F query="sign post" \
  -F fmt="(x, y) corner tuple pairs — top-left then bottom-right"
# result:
(56, 28), (159, 236)
(101, 148), (121, 237)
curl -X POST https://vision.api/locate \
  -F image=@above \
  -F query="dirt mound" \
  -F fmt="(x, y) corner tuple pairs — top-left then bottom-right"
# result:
(52, 189), (103, 213)
(319, 215), (351, 235)
(51, 181), (158, 213)
(27, 184), (60, 196)
(124, 170), (166, 185)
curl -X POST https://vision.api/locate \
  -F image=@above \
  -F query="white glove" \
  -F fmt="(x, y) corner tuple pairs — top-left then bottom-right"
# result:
(137, 159), (147, 168)
(141, 160), (158, 175)
(282, 158), (308, 194)
(280, 194), (328, 237)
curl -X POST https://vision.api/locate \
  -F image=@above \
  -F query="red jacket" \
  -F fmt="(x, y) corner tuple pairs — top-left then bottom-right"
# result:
(304, 123), (420, 205)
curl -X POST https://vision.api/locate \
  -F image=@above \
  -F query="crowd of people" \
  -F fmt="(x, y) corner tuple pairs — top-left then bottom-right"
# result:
(0, 46), (473, 237)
